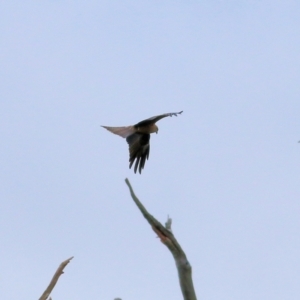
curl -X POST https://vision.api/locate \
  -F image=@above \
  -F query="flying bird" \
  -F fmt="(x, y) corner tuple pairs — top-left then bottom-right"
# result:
(102, 111), (183, 174)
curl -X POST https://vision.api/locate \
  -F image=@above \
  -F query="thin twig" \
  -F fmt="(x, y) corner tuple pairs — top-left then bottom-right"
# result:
(39, 256), (73, 300)
(125, 178), (197, 300)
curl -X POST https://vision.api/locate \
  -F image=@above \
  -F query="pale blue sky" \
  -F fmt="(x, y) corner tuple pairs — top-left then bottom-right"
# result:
(1, 1), (300, 299)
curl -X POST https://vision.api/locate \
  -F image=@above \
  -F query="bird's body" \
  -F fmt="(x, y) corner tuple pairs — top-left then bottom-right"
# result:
(102, 111), (183, 173)
(136, 123), (158, 134)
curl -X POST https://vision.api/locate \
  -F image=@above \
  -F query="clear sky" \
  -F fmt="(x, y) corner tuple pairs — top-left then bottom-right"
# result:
(1, 1), (300, 299)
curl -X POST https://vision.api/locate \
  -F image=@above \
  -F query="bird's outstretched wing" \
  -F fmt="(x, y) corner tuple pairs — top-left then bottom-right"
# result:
(134, 111), (183, 127)
(126, 133), (150, 174)
(101, 126), (135, 138)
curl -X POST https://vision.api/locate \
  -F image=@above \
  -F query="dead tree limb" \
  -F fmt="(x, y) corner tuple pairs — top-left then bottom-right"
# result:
(39, 256), (73, 300)
(125, 178), (197, 300)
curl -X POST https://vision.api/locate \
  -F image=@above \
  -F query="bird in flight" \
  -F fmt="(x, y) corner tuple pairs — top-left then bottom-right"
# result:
(102, 111), (183, 174)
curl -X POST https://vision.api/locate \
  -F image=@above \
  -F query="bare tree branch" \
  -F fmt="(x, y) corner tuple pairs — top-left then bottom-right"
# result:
(165, 215), (173, 232)
(125, 178), (197, 300)
(39, 256), (74, 300)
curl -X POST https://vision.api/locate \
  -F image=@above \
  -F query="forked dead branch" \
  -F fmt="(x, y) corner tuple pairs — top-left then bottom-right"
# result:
(38, 179), (196, 300)
(39, 256), (73, 300)
(125, 178), (197, 300)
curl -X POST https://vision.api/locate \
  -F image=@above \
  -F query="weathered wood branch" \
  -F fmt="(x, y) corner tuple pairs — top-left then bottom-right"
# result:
(125, 178), (197, 300)
(39, 256), (73, 300)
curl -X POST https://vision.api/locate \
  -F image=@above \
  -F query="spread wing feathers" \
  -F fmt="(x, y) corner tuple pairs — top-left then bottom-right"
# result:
(134, 111), (183, 127)
(101, 125), (135, 138)
(126, 133), (150, 174)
